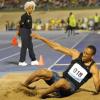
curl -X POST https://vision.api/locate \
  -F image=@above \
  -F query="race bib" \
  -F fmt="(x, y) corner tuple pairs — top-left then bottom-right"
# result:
(68, 63), (88, 83)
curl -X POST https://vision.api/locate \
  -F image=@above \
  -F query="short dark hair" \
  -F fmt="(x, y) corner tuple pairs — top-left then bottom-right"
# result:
(87, 45), (96, 55)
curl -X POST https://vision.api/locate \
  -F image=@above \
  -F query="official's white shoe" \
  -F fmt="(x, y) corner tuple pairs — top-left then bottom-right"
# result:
(31, 60), (39, 65)
(18, 62), (27, 66)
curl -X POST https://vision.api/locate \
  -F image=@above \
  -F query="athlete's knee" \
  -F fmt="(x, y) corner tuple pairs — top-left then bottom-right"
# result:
(55, 78), (68, 88)
(39, 69), (52, 74)
(34, 69), (53, 78)
(59, 78), (67, 84)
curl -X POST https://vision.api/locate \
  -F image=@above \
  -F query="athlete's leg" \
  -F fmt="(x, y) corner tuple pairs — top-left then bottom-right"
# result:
(22, 69), (53, 88)
(37, 78), (71, 98)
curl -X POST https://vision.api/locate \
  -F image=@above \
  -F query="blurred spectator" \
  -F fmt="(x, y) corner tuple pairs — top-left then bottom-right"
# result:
(10, 21), (15, 30)
(61, 19), (66, 29)
(88, 17), (95, 30)
(81, 17), (88, 29)
(5, 20), (10, 31)
(79, 0), (88, 7)
(0, 0), (21, 8)
(88, 0), (97, 6)
(65, 12), (77, 37)
(94, 13), (100, 30)
(0, 0), (4, 8)
(0, 0), (100, 9)
(5, 20), (16, 31)
(69, 0), (79, 7)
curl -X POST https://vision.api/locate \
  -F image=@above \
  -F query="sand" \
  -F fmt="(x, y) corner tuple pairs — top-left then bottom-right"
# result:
(0, 72), (100, 100)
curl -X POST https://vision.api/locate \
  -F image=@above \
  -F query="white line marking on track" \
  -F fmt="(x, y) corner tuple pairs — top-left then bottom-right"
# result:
(96, 63), (100, 65)
(0, 39), (38, 51)
(48, 33), (90, 70)
(55, 64), (69, 66)
(0, 52), (20, 62)
(0, 36), (64, 62)
(54, 63), (100, 66)
(0, 46), (13, 51)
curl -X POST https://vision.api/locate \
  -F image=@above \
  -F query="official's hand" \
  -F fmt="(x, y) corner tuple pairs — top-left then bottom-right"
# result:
(16, 31), (20, 37)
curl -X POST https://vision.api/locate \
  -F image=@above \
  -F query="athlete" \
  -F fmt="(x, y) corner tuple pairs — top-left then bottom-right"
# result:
(21, 33), (100, 98)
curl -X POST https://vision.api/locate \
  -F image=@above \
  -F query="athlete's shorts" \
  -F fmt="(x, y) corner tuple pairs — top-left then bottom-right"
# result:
(45, 71), (76, 97)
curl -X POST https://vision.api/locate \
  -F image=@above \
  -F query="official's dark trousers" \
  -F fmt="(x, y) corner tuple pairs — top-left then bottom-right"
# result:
(19, 28), (36, 62)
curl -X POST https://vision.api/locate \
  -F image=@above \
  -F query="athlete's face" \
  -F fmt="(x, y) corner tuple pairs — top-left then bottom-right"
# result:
(82, 48), (93, 62)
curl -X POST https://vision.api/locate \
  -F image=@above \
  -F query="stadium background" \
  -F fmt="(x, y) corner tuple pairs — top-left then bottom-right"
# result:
(0, 1), (100, 100)
(0, 0), (100, 31)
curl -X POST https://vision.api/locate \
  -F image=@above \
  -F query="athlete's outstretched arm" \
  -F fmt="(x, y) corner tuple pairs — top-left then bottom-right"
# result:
(31, 33), (79, 58)
(91, 64), (100, 93)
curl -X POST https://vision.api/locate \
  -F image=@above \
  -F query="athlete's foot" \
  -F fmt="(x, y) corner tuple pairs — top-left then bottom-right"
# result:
(26, 85), (36, 89)
(35, 94), (47, 99)
(19, 83), (37, 96)
(20, 83), (36, 90)
(36, 94), (51, 99)
(35, 94), (42, 98)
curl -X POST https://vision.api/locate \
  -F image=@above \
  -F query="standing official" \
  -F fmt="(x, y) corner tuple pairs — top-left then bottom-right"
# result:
(18, 1), (39, 66)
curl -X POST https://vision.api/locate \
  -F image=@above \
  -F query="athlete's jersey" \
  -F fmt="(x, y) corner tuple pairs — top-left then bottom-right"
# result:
(63, 53), (95, 90)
